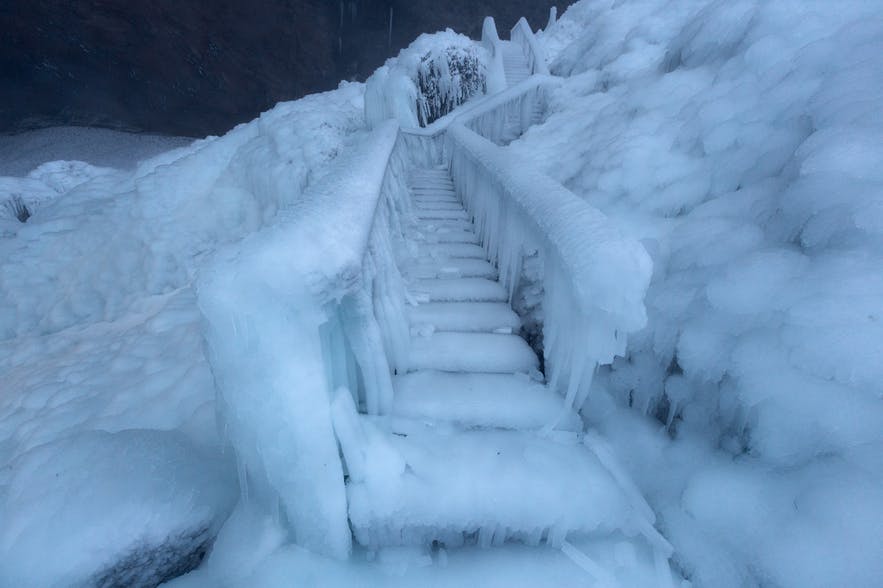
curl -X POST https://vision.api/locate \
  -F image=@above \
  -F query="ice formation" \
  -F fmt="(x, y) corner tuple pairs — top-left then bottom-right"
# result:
(512, 0), (883, 585)
(2, 1), (881, 586)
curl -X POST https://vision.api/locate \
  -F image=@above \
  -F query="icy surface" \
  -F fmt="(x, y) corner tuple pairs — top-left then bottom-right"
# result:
(392, 371), (582, 431)
(518, 0), (883, 585)
(330, 388), (649, 550)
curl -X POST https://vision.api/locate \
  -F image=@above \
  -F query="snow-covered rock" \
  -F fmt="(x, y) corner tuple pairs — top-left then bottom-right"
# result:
(0, 429), (237, 588)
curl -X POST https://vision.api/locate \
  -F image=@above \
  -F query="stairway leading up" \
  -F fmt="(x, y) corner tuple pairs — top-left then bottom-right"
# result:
(501, 41), (531, 86)
(333, 166), (651, 553)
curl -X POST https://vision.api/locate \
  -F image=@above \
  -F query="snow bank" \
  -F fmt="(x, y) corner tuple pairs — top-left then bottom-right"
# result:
(0, 429), (236, 588)
(365, 31), (488, 128)
(1, 83), (367, 583)
(517, 0), (883, 584)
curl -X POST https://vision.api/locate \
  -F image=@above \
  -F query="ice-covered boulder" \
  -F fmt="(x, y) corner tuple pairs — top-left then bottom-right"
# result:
(0, 429), (237, 587)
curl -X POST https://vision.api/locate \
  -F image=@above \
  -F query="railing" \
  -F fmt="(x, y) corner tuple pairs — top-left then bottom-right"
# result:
(446, 120), (651, 412)
(198, 121), (413, 559)
(510, 17), (550, 76)
(481, 17), (507, 94)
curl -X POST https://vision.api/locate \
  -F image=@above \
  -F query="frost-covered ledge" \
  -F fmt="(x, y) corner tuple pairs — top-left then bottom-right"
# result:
(196, 122), (404, 560)
(447, 121), (652, 409)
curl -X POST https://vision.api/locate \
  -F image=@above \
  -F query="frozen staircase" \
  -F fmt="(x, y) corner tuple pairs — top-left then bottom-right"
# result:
(332, 166), (659, 555)
(501, 41), (532, 86)
(201, 13), (672, 582)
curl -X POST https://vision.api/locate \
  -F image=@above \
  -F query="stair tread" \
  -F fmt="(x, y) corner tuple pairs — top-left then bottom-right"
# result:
(411, 278), (507, 302)
(415, 219), (474, 232)
(416, 209), (469, 221)
(403, 258), (497, 280)
(415, 202), (464, 211)
(408, 332), (538, 373)
(407, 301), (519, 332)
(345, 422), (631, 547)
(415, 242), (485, 259)
(392, 371), (582, 431)
(416, 231), (480, 245)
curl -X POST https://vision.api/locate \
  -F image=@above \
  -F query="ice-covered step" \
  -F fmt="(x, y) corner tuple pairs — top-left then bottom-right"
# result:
(408, 332), (538, 373)
(415, 229), (479, 245)
(411, 178), (454, 188)
(416, 209), (470, 221)
(407, 302), (519, 332)
(343, 422), (635, 549)
(403, 258), (497, 280)
(415, 242), (485, 259)
(411, 190), (459, 200)
(416, 219), (474, 232)
(392, 371), (582, 431)
(411, 278), (507, 302)
(411, 187), (456, 194)
(415, 201), (463, 211)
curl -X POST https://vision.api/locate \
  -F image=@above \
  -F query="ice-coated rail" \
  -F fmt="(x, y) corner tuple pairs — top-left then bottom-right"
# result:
(197, 15), (662, 570)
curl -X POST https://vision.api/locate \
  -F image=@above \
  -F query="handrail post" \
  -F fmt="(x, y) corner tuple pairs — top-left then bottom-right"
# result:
(547, 7), (557, 31)
(481, 16), (507, 93)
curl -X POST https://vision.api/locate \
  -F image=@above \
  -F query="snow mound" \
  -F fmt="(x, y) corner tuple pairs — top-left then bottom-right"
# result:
(0, 429), (237, 588)
(523, 0), (883, 585)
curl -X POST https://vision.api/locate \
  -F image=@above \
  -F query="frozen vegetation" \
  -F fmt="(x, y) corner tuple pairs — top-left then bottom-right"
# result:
(1, 2), (882, 587)
(366, 31), (488, 128)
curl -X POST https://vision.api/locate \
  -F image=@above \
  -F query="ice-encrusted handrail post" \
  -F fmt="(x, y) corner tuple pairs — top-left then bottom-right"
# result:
(510, 17), (549, 76)
(481, 16), (507, 93)
(547, 7), (557, 31)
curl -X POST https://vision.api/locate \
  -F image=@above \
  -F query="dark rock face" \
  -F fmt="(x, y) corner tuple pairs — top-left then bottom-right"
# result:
(91, 528), (212, 588)
(0, 0), (561, 137)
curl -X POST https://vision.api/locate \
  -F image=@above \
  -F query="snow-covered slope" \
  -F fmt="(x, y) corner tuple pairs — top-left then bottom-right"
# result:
(0, 82), (365, 585)
(508, 1), (883, 586)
